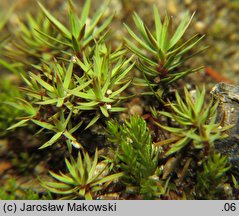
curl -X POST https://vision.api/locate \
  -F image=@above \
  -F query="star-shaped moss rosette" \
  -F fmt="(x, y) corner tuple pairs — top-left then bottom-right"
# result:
(41, 149), (123, 200)
(38, 0), (113, 59)
(124, 7), (205, 96)
(72, 44), (135, 120)
(8, 43), (134, 149)
(154, 86), (230, 156)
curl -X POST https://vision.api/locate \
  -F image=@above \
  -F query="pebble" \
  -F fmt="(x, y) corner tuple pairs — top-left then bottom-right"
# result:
(167, 0), (178, 15)
(184, 0), (192, 5)
(194, 21), (206, 34)
(211, 83), (239, 174)
(129, 104), (143, 116)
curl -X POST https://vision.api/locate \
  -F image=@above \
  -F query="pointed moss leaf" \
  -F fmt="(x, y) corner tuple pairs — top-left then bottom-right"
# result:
(78, 24), (86, 40)
(68, 1), (81, 38)
(153, 5), (162, 43)
(100, 106), (109, 117)
(132, 12), (152, 48)
(80, 0), (91, 26)
(169, 11), (194, 49)
(69, 121), (83, 134)
(49, 171), (74, 185)
(31, 119), (55, 130)
(92, 172), (123, 186)
(88, 149), (99, 181)
(91, 15), (113, 40)
(42, 185), (74, 195)
(44, 181), (72, 190)
(160, 14), (170, 52)
(144, 24), (158, 49)
(39, 132), (63, 149)
(36, 99), (58, 105)
(110, 107), (127, 112)
(63, 61), (74, 89)
(84, 192), (93, 200)
(167, 33), (199, 56)
(84, 10), (104, 38)
(35, 28), (71, 46)
(124, 23), (157, 54)
(166, 137), (191, 156)
(110, 81), (131, 98)
(30, 72), (54, 92)
(69, 79), (92, 93)
(65, 158), (79, 183)
(195, 85), (206, 115)
(85, 115), (100, 129)
(63, 130), (76, 141)
(76, 153), (84, 183)
(175, 35), (205, 57)
(72, 34), (80, 52)
(158, 111), (175, 119)
(7, 119), (29, 130)
(155, 122), (185, 134)
(38, 2), (71, 38)
(56, 98), (65, 107)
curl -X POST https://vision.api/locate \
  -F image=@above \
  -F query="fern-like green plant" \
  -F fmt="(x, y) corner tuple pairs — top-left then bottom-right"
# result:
(154, 86), (229, 156)
(41, 149), (123, 200)
(125, 7), (205, 96)
(107, 115), (167, 199)
(194, 152), (230, 199)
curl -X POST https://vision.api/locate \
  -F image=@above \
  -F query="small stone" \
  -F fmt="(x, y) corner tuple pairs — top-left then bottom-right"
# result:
(167, 0), (178, 16)
(119, 113), (128, 122)
(106, 104), (112, 110)
(71, 55), (77, 62)
(184, 0), (192, 5)
(106, 89), (112, 95)
(194, 21), (206, 34)
(211, 83), (239, 175)
(126, 137), (133, 144)
(129, 104), (143, 116)
(223, 183), (233, 199)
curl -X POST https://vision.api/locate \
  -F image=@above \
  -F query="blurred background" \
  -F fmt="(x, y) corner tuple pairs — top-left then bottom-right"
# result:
(0, 0), (239, 85)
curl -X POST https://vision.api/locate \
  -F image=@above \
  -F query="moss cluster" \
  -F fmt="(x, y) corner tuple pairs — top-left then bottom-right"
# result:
(0, 0), (235, 200)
